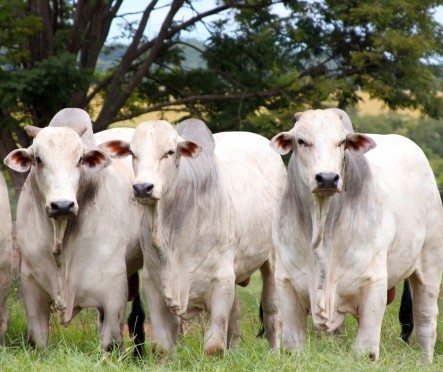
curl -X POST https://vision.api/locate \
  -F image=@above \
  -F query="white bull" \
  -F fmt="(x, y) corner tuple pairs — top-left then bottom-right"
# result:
(101, 119), (287, 355)
(270, 109), (443, 362)
(3, 109), (144, 353)
(0, 173), (12, 344)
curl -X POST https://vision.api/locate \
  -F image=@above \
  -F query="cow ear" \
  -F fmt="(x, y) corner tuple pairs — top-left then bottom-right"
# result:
(83, 149), (111, 170)
(99, 140), (131, 159)
(270, 132), (294, 155)
(4, 148), (33, 172)
(177, 141), (202, 159)
(24, 125), (42, 138)
(346, 133), (376, 155)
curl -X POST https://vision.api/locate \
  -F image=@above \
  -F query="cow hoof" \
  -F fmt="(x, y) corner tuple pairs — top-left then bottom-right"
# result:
(151, 342), (169, 358)
(205, 342), (225, 356)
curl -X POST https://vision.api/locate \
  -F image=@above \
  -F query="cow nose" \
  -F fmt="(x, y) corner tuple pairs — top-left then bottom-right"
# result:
(315, 172), (340, 190)
(48, 200), (76, 217)
(133, 183), (154, 198)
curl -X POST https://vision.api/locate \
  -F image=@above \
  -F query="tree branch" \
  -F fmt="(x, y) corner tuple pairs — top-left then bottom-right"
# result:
(98, 86), (288, 128)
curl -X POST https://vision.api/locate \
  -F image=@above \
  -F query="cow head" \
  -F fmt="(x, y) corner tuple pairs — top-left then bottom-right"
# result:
(100, 120), (201, 204)
(270, 109), (376, 197)
(4, 126), (111, 218)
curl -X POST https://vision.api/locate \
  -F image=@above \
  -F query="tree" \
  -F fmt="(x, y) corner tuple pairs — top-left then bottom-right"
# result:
(1, 0), (443, 191)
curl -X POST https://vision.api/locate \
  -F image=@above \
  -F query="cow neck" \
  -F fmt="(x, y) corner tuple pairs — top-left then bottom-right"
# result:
(50, 217), (69, 317)
(144, 200), (189, 317)
(146, 202), (163, 250)
(309, 194), (334, 329)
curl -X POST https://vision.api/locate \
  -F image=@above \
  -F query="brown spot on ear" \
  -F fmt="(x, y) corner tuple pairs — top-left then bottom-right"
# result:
(11, 152), (31, 169)
(387, 287), (396, 305)
(276, 136), (292, 149)
(181, 142), (198, 157)
(237, 277), (251, 287)
(83, 151), (105, 168)
(107, 141), (130, 157)
(346, 133), (376, 155)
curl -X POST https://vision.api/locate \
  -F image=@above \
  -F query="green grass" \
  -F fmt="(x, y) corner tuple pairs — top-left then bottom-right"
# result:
(1, 274), (443, 371)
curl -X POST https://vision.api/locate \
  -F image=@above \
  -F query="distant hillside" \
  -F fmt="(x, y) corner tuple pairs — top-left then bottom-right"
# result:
(97, 39), (206, 73)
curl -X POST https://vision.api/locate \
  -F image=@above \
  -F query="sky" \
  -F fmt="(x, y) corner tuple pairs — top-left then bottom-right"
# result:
(107, 0), (288, 42)
(107, 2), (443, 43)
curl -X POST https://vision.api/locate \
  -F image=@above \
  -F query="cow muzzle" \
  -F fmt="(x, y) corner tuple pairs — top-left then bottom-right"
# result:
(46, 200), (78, 218)
(313, 172), (341, 196)
(133, 183), (159, 204)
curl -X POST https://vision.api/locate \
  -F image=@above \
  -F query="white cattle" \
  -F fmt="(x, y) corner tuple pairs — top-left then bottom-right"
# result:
(270, 109), (443, 362)
(100, 119), (286, 355)
(3, 109), (144, 354)
(0, 173), (12, 344)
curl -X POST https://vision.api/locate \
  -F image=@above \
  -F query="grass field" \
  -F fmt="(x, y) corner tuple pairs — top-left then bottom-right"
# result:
(1, 274), (443, 371)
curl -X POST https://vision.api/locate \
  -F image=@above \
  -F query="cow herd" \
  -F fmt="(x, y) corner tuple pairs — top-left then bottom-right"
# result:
(0, 107), (442, 363)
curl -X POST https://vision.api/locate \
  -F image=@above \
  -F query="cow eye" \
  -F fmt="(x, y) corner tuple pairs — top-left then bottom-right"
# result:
(35, 156), (43, 165)
(77, 156), (83, 166)
(338, 139), (346, 147)
(162, 150), (175, 159)
(297, 138), (307, 146)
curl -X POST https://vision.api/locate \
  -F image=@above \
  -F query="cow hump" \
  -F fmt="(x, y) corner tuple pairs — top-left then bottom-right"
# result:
(49, 108), (96, 147)
(176, 118), (215, 155)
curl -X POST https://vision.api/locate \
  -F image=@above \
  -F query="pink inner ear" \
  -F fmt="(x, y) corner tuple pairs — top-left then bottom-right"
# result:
(276, 134), (293, 151)
(12, 152), (31, 168)
(84, 151), (106, 167)
(180, 142), (200, 158)
(106, 141), (129, 157)
(346, 134), (376, 155)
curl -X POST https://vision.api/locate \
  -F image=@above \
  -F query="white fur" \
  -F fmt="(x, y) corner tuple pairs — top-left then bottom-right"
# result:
(5, 110), (142, 351)
(272, 109), (443, 362)
(104, 120), (287, 355)
(0, 173), (12, 344)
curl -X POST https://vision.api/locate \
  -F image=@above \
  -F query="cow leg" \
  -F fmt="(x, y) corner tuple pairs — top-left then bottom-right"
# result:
(227, 289), (240, 349)
(0, 265), (10, 345)
(204, 276), (235, 356)
(127, 272), (146, 357)
(260, 258), (281, 351)
(277, 277), (307, 352)
(100, 277), (126, 353)
(143, 276), (180, 354)
(100, 305), (125, 352)
(409, 274), (440, 363)
(22, 275), (50, 349)
(354, 282), (386, 360)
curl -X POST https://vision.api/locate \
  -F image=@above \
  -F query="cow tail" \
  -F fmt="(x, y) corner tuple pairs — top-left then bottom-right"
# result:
(256, 301), (265, 338)
(127, 273), (146, 357)
(399, 279), (414, 344)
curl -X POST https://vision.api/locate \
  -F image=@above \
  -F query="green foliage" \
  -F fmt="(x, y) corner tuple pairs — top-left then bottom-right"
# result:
(0, 53), (90, 126)
(0, 1), (41, 64)
(119, 0), (443, 139)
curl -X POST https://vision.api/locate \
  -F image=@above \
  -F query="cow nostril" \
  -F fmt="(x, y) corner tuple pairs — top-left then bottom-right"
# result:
(49, 200), (75, 217)
(315, 172), (340, 190)
(315, 173), (324, 185)
(133, 183), (154, 198)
